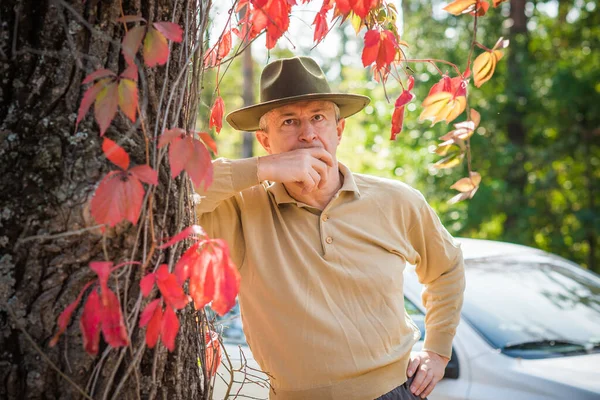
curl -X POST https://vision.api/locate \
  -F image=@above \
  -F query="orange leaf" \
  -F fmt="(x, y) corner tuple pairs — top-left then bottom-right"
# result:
(209, 97), (225, 134)
(312, 11), (328, 43)
(443, 0), (477, 15)
(253, 0), (292, 50)
(121, 25), (145, 66)
(153, 22), (183, 42)
(420, 92), (467, 125)
(473, 49), (503, 87)
(493, 0), (508, 6)
(450, 172), (481, 192)
(143, 27), (169, 67)
(159, 225), (206, 250)
(91, 170), (145, 227)
(204, 330), (222, 377)
(118, 78), (138, 122)
(161, 306), (180, 351)
(197, 132), (218, 155)
(217, 30), (232, 60)
(76, 78), (112, 129)
(94, 81), (119, 136)
(390, 89), (416, 140)
(472, 0), (489, 16)
(189, 247), (215, 310)
(102, 137), (130, 170)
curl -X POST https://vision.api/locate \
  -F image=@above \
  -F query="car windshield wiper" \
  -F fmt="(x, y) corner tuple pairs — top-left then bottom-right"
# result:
(501, 339), (588, 351)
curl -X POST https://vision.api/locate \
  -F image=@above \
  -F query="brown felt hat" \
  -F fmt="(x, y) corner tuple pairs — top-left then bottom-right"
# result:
(226, 56), (371, 131)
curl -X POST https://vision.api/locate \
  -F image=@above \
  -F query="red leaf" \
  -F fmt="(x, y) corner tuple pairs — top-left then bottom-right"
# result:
(140, 298), (161, 326)
(159, 225), (206, 249)
(209, 97), (225, 134)
(197, 132), (218, 155)
(116, 15), (146, 23)
(161, 306), (180, 351)
(210, 240), (241, 316)
(80, 289), (102, 355)
(187, 137), (214, 190)
(83, 69), (116, 85)
(174, 242), (202, 284)
(407, 75), (415, 91)
(120, 64), (139, 82)
(158, 127), (186, 149)
(145, 301), (163, 348)
(91, 171), (145, 227)
(189, 247), (215, 309)
(205, 330), (222, 377)
(312, 12), (328, 43)
(121, 26), (146, 66)
(140, 273), (156, 297)
(253, 0), (292, 49)
(361, 29), (397, 72)
(156, 264), (189, 310)
(94, 81), (119, 136)
(49, 281), (94, 347)
(129, 165), (158, 185)
(217, 30), (232, 60)
(153, 22), (183, 43)
(390, 90), (416, 140)
(351, 0), (378, 19)
(76, 79), (111, 128)
(118, 76), (138, 122)
(100, 288), (129, 347)
(335, 0), (352, 14)
(168, 136), (192, 178)
(143, 27), (169, 67)
(102, 137), (130, 170)
(89, 261), (113, 296)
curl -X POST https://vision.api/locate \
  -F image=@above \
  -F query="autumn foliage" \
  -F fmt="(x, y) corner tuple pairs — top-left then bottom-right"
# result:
(52, 0), (509, 368)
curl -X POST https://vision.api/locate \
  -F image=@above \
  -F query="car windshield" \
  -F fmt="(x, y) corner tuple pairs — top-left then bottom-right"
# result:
(461, 253), (600, 358)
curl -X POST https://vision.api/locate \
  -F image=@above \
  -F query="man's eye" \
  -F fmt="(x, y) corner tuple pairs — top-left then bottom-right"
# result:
(282, 119), (295, 126)
(313, 114), (324, 121)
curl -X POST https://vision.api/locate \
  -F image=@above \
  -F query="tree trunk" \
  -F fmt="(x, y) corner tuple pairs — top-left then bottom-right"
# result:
(502, 0), (529, 236)
(0, 0), (208, 398)
(241, 44), (254, 158)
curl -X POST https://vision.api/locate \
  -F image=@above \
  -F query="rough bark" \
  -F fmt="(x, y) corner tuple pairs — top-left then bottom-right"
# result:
(0, 0), (207, 398)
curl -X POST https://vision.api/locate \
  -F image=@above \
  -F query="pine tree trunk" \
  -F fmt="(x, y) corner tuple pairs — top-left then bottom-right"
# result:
(0, 0), (208, 398)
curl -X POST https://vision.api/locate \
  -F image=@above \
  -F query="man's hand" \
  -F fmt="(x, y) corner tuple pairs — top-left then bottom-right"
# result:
(406, 350), (449, 398)
(257, 148), (334, 193)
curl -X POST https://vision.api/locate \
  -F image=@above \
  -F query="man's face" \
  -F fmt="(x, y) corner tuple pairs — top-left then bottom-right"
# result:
(255, 100), (345, 158)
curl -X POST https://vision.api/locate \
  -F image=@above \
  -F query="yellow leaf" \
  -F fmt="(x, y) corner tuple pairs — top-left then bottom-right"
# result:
(420, 92), (467, 125)
(473, 50), (503, 87)
(435, 143), (454, 156)
(470, 109), (481, 128)
(118, 79), (138, 122)
(443, 0), (477, 15)
(350, 12), (364, 35)
(434, 152), (464, 169)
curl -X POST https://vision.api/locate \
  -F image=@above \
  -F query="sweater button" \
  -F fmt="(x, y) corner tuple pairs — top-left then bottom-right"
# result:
(326, 236), (333, 244)
(322, 214), (329, 222)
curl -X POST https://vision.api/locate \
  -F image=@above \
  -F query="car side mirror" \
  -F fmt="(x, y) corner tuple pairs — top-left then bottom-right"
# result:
(443, 347), (459, 380)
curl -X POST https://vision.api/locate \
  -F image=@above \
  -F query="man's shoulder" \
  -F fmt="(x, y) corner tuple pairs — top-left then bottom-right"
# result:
(352, 172), (426, 206)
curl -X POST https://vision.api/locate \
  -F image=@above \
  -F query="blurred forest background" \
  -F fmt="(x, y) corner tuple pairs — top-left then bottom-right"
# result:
(200, 0), (599, 272)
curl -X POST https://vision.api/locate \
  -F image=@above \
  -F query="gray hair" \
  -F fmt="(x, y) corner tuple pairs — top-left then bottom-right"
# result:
(258, 102), (341, 132)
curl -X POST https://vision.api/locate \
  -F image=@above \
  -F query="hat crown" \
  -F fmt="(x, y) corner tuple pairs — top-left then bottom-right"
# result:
(260, 57), (332, 103)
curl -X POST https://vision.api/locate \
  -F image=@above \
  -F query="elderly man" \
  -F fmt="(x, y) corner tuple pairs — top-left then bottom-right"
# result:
(196, 56), (465, 400)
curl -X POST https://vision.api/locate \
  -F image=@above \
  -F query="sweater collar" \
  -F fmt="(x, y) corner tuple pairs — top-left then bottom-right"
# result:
(266, 162), (361, 206)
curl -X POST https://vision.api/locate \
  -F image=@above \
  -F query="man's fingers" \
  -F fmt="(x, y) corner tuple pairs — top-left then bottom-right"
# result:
(420, 380), (437, 399)
(301, 169), (319, 193)
(307, 147), (334, 167)
(412, 369), (433, 397)
(407, 357), (420, 378)
(311, 159), (329, 189)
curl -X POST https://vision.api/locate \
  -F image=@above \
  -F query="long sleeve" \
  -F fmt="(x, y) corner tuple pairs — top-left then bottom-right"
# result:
(194, 157), (260, 269)
(404, 202), (466, 359)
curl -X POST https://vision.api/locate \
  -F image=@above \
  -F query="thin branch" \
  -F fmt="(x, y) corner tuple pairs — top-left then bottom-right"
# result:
(15, 225), (104, 249)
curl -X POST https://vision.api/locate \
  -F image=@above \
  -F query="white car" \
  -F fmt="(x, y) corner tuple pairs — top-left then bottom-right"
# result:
(213, 239), (600, 399)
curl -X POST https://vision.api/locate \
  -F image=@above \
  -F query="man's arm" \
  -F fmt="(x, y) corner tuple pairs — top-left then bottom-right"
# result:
(403, 201), (466, 398)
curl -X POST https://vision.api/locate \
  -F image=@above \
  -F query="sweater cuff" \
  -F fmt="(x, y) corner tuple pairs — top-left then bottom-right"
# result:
(422, 330), (455, 359)
(231, 157), (259, 192)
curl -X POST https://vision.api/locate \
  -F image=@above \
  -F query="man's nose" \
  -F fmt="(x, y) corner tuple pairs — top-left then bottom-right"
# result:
(298, 122), (317, 142)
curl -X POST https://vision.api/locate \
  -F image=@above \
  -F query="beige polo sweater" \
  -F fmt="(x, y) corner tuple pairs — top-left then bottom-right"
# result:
(195, 157), (465, 400)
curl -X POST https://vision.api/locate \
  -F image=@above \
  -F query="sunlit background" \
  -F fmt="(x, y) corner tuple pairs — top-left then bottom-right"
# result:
(200, 0), (599, 273)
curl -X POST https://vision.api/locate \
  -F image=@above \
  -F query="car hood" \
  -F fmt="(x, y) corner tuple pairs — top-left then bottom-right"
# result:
(518, 352), (600, 393)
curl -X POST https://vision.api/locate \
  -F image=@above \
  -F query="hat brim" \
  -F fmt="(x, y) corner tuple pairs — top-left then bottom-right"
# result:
(225, 93), (371, 131)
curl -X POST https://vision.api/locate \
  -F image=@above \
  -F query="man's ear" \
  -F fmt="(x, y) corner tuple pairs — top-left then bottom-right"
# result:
(336, 118), (345, 144)
(255, 130), (272, 154)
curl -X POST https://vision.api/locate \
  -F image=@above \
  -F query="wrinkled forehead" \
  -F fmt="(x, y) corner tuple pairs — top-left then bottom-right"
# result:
(269, 100), (336, 118)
